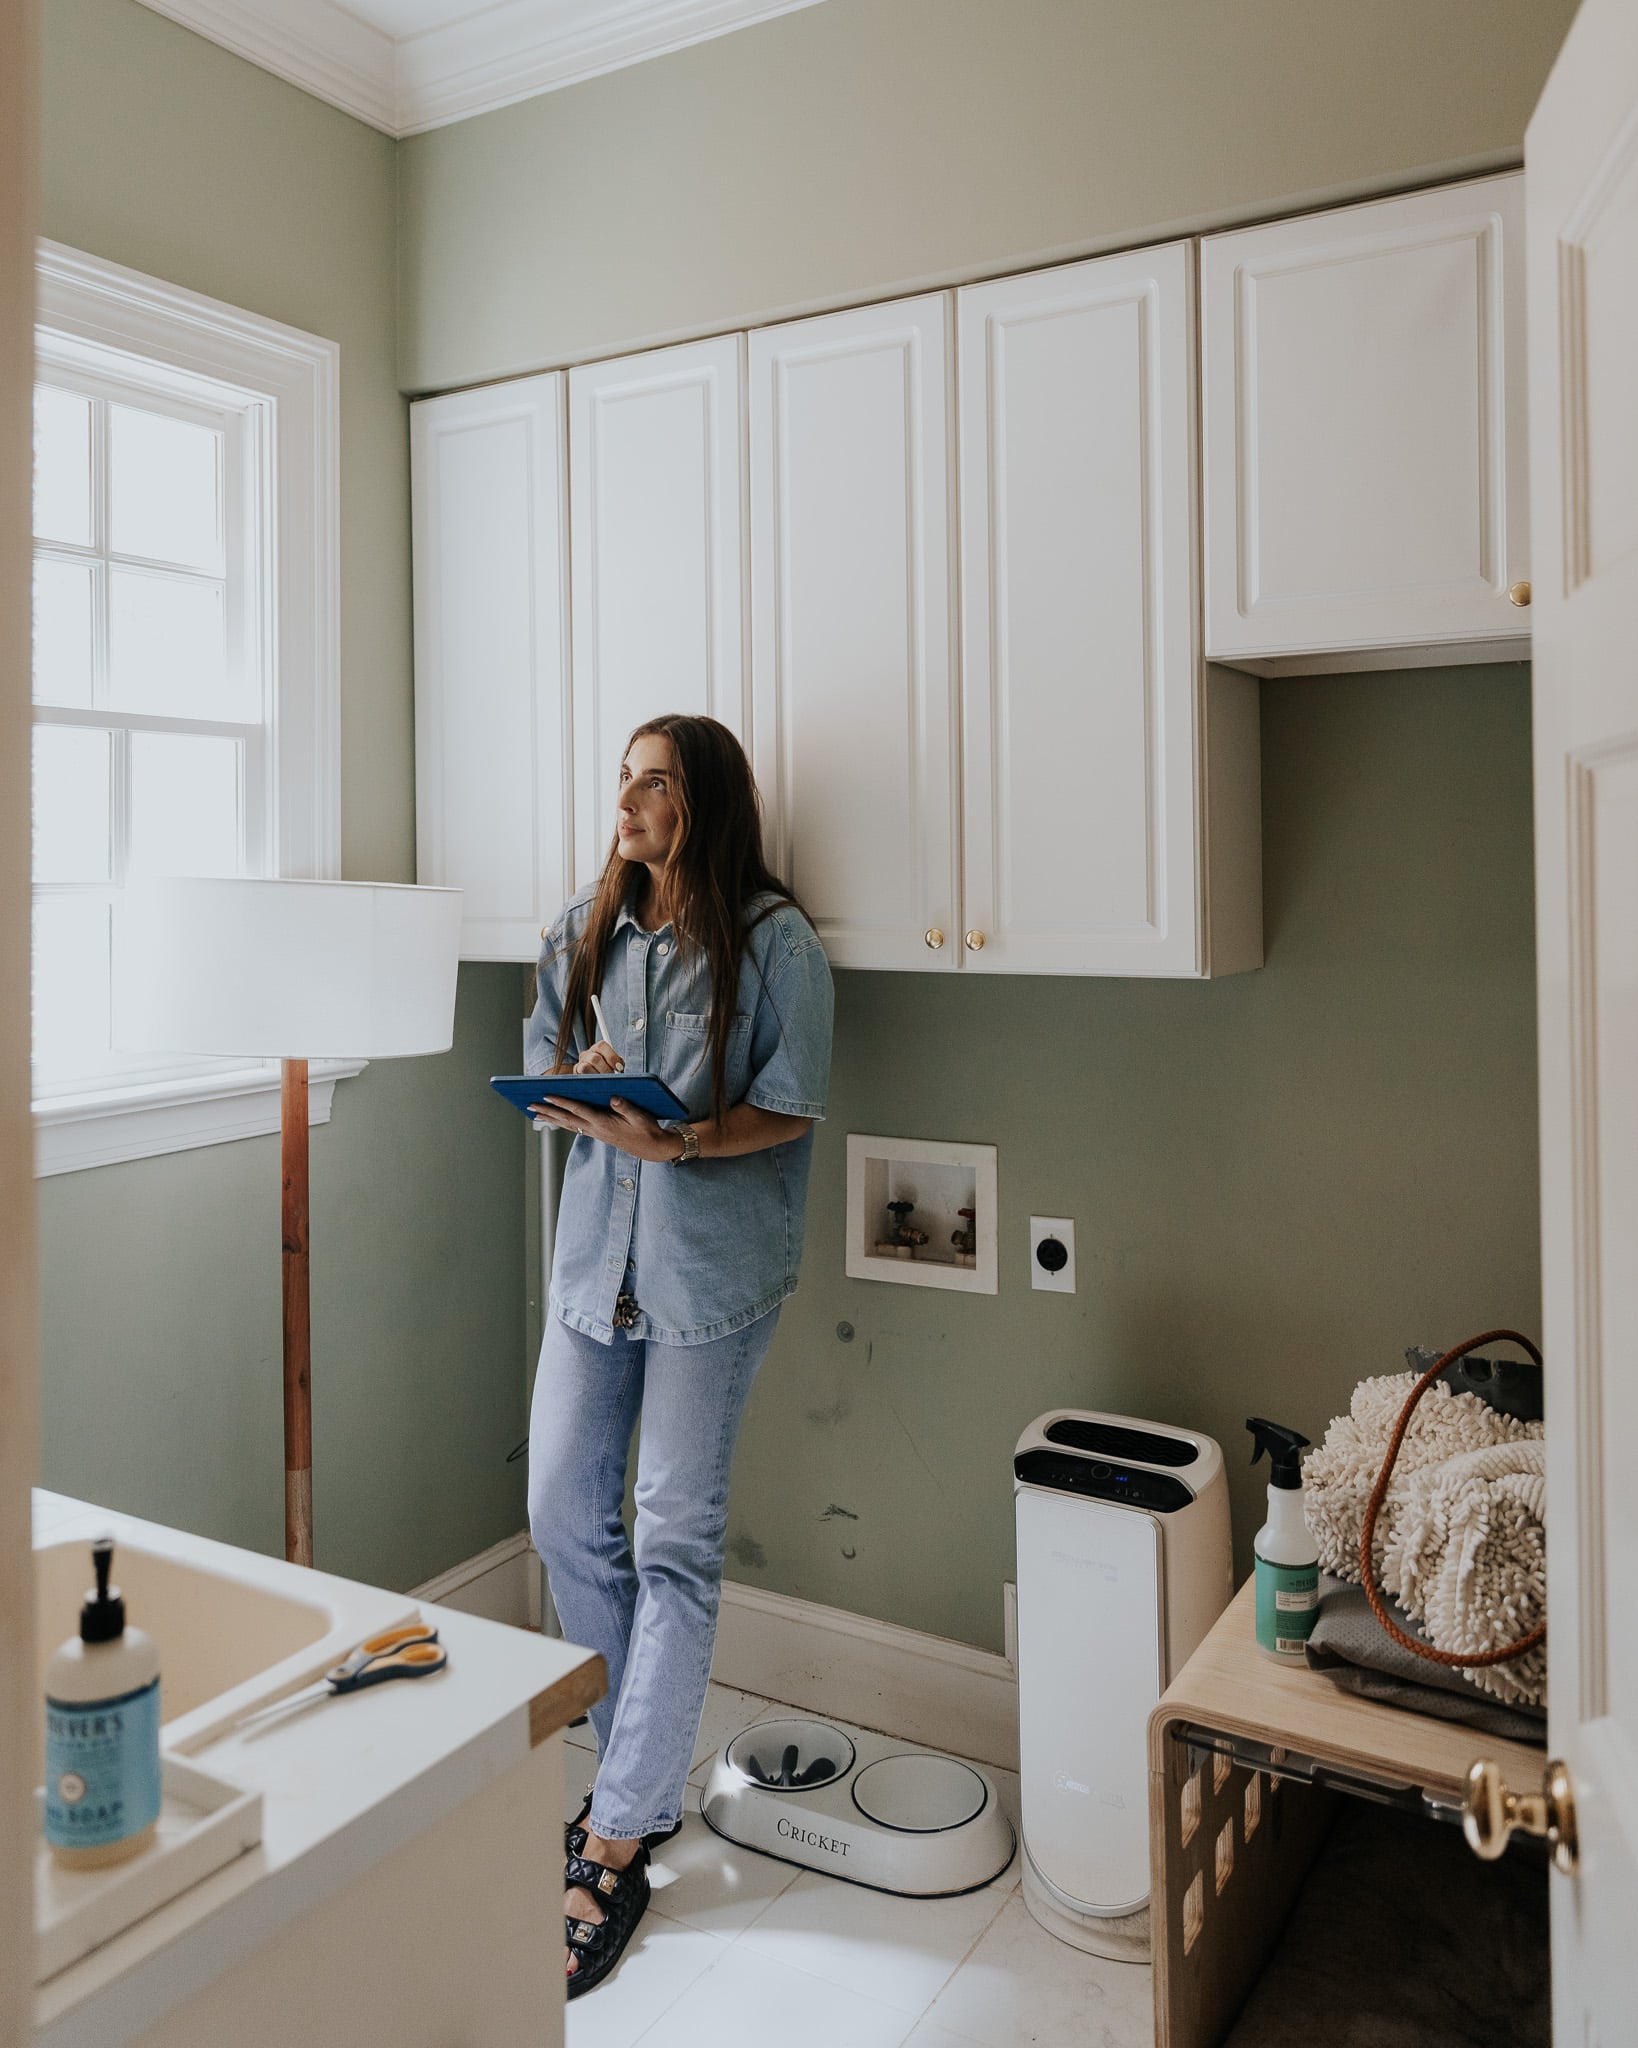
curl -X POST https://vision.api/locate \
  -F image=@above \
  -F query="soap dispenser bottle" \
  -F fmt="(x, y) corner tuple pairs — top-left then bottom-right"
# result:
(44, 1539), (162, 1866)
(1245, 1419), (1318, 1663)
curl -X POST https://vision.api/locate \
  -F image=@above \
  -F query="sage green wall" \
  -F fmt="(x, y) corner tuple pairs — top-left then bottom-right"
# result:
(406, 0), (1551, 1648)
(37, 967), (529, 1590)
(42, 0), (409, 885)
(397, 0), (1576, 390)
(729, 668), (1539, 1651)
(35, 0), (528, 1585)
(34, 0), (1552, 1638)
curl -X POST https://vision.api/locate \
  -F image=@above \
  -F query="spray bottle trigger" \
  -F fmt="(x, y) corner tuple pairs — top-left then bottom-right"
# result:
(1245, 1417), (1311, 1488)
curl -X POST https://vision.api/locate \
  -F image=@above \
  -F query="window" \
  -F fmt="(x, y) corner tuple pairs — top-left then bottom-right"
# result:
(31, 243), (343, 1174)
(32, 361), (267, 1096)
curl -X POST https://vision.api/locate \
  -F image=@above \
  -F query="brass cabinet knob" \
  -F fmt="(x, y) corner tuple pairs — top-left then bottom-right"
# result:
(924, 927), (945, 951)
(1463, 1757), (1577, 1875)
(964, 930), (986, 952)
(1508, 580), (1533, 608)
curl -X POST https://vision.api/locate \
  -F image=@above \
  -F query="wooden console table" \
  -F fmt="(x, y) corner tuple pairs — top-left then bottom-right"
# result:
(1147, 1578), (1544, 2048)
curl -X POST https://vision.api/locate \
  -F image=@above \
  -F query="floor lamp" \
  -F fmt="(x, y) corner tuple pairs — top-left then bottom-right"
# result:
(113, 877), (462, 1567)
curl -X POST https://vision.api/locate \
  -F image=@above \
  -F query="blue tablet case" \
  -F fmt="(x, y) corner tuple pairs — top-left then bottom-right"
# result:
(490, 1073), (691, 1122)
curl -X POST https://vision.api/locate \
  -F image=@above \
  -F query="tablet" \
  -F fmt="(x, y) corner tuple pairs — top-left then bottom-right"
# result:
(490, 1073), (691, 1123)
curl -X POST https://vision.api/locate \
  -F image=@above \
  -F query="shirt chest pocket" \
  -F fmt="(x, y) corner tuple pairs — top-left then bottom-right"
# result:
(663, 1009), (754, 1114)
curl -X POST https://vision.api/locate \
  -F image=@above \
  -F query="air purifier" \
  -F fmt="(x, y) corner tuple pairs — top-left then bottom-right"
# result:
(1013, 1409), (1232, 1958)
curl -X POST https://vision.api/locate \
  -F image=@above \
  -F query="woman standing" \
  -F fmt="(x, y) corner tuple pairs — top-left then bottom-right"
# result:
(525, 714), (833, 1997)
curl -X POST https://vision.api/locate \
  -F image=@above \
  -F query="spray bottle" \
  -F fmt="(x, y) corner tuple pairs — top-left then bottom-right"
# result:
(1245, 1419), (1318, 1662)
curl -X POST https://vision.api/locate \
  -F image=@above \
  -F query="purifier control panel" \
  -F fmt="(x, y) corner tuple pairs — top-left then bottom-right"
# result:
(1013, 1447), (1195, 1513)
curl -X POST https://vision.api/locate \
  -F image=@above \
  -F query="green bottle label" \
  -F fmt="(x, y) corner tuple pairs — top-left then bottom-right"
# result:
(1254, 1552), (1319, 1657)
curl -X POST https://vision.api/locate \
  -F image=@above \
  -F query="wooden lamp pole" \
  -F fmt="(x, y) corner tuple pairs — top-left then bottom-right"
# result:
(112, 877), (460, 1573)
(281, 1056), (313, 1567)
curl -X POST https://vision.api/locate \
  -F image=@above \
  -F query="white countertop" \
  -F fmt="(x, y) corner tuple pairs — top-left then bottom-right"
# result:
(33, 1493), (603, 2048)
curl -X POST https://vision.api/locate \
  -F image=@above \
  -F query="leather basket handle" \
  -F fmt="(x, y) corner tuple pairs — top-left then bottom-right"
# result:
(1358, 1329), (1546, 1669)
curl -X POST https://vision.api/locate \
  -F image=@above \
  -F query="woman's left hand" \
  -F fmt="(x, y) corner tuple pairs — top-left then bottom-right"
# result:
(530, 1092), (683, 1162)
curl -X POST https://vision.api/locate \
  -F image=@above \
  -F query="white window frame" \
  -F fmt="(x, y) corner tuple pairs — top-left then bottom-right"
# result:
(32, 241), (356, 1176)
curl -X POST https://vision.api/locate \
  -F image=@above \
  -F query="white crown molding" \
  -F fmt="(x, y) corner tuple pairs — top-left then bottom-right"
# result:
(393, 0), (831, 135)
(130, 0), (831, 137)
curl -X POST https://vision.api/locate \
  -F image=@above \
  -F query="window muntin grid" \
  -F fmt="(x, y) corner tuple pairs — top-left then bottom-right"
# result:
(30, 354), (275, 1099)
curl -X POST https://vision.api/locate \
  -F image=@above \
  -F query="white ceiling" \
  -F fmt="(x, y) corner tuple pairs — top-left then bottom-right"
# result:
(134, 0), (831, 137)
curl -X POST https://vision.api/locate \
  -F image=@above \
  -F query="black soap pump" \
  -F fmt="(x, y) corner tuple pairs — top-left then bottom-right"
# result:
(1246, 1418), (1318, 1662)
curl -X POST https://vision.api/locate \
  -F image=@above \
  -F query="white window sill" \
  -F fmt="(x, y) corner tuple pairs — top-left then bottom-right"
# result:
(32, 1059), (368, 1178)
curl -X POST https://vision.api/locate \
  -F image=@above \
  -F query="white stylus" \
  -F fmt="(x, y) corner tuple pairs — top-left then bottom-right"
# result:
(590, 992), (623, 1070)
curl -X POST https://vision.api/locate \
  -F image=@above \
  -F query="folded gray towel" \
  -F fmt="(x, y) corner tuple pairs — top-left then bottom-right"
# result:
(1305, 1576), (1545, 1746)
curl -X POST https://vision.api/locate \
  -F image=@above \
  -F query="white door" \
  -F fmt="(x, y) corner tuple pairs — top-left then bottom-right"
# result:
(1202, 176), (1530, 673)
(411, 376), (570, 962)
(749, 295), (958, 972)
(958, 245), (1204, 976)
(1525, 1), (1638, 2033)
(568, 337), (747, 889)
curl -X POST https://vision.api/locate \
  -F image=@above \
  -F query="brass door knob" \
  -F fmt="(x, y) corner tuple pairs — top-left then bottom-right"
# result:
(964, 930), (986, 952)
(1463, 1757), (1577, 1875)
(924, 928), (945, 951)
(1508, 580), (1532, 608)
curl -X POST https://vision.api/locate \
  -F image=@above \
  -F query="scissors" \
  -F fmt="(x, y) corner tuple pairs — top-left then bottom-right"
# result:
(322, 1621), (448, 1694)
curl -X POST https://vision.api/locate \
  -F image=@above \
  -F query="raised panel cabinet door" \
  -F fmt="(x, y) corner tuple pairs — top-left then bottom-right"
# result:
(1202, 174), (1529, 672)
(569, 337), (747, 890)
(750, 296), (958, 973)
(1526, 1), (1638, 2032)
(958, 245), (1204, 976)
(411, 376), (570, 963)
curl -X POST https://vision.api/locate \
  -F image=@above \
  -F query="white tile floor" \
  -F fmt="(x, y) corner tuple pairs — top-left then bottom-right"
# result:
(561, 1684), (1154, 2048)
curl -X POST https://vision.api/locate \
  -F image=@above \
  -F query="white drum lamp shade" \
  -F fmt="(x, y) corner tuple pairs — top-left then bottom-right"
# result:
(114, 877), (462, 1060)
(111, 876), (462, 1568)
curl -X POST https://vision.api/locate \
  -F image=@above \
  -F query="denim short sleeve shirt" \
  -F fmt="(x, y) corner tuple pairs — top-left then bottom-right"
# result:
(526, 889), (835, 1346)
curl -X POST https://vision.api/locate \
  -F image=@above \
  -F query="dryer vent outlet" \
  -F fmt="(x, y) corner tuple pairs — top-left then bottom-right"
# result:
(1029, 1217), (1075, 1293)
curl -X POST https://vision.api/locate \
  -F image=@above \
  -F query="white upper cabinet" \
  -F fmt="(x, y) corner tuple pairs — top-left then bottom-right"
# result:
(569, 337), (748, 890)
(411, 375), (570, 963)
(1202, 174), (1529, 674)
(749, 296), (959, 973)
(959, 243), (1243, 976)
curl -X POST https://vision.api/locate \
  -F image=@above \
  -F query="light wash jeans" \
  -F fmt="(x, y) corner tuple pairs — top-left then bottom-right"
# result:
(527, 1305), (779, 1840)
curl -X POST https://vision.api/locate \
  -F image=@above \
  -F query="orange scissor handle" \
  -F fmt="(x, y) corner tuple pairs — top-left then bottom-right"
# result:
(327, 1639), (448, 1694)
(358, 1622), (439, 1658)
(324, 1621), (441, 1691)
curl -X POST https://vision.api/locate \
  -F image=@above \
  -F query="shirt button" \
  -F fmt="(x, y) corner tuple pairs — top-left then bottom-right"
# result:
(631, 1017), (645, 1032)
(619, 1176), (635, 1191)
(657, 942), (670, 957)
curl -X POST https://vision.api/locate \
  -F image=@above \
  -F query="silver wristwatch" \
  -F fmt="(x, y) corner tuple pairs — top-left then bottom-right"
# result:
(671, 1124), (700, 1164)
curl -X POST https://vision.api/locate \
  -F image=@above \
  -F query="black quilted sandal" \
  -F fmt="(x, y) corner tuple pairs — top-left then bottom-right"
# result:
(564, 1791), (593, 1857)
(564, 1842), (650, 2000)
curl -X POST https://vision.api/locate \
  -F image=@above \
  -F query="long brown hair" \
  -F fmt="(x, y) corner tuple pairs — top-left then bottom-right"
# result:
(554, 715), (799, 1121)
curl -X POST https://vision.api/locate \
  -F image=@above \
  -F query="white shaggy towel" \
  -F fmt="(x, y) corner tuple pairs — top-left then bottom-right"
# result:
(1304, 1373), (1545, 1706)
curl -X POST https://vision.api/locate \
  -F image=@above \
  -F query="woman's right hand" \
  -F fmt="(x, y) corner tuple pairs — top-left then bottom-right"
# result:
(574, 1039), (624, 1076)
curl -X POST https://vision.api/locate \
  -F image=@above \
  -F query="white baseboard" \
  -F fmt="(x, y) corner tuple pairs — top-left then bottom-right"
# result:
(421, 1537), (1021, 1770)
(412, 1532), (541, 1629)
(711, 1580), (1020, 1773)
